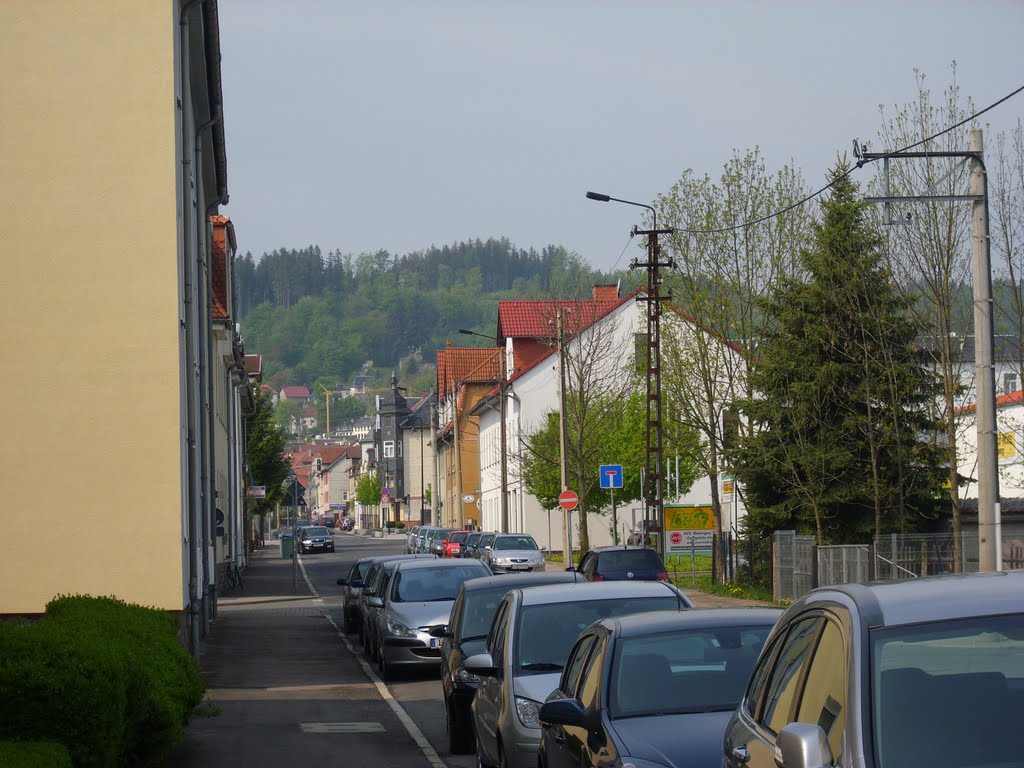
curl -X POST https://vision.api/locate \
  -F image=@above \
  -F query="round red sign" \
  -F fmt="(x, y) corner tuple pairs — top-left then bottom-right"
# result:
(558, 490), (579, 511)
(670, 532), (683, 545)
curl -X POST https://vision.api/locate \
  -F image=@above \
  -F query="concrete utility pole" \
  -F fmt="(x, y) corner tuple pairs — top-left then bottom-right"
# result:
(431, 399), (441, 527)
(860, 129), (1001, 571)
(499, 347), (510, 533)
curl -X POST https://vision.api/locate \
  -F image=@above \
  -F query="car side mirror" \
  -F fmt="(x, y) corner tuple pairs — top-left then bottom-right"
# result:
(539, 698), (587, 728)
(565, 566), (576, 572)
(463, 652), (499, 677)
(367, 596), (383, 609)
(776, 723), (833, 768)
(427, 624), (450, 638)
(484, 545), (492, 551)
(351, 579), (364, 588)
(336, 578), (347, 586)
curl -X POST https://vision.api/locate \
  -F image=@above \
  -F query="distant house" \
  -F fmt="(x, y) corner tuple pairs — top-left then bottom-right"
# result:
(258, 383), (278, 405)
(280, 385), (311, 403)
(351, 375), (371, 395)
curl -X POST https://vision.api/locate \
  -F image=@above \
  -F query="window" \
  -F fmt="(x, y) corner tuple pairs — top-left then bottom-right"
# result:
(797, 619), (847, 761)
(488, 598), (511, 663)
(383, 441), (395, 458)
(578, 634), (608, 708)
(761, 617), (822, 734)
(1004, 371), (1018, 395)
(561, 634), (597, 699)
(342, 491), (349, 501)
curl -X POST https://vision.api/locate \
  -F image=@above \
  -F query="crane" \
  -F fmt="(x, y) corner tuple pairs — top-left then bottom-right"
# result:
(318, 384), (347, 434)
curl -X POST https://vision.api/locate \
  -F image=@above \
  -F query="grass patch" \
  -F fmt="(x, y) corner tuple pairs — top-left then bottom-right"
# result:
(685, 575), (781, 604)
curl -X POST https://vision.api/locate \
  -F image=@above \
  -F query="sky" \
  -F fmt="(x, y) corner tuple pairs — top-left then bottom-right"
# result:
(217, 1), (1024, 272)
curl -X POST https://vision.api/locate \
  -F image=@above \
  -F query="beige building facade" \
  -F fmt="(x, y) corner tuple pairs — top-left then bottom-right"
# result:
(0, 1), (239, 654)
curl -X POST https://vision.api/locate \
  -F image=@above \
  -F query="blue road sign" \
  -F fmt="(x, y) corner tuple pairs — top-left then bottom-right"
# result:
(599, 464), (624, 489)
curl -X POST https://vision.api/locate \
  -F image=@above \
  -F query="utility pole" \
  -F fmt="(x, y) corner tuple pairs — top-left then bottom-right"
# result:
(557, 307), (571, 561)
(860, 128), (1000, 571)
(499, 347), (509, 532)
(431, 398), (441, 526)
(586, 192), (674, 565)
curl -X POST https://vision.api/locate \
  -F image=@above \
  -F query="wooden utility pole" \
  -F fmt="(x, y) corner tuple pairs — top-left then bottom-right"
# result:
(557, 307), (571, 561)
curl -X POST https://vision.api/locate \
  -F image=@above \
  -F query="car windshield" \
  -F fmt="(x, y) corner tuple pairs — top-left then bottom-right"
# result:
(871, 613), (1024, 768)
(493, 535), (538, 551)
(610, 625), (773, 718)
(303, 527), (330, 537)
(354, 561), (371, 580)
(516, 596), (679, 673)
(461, 586), (519, 639)
(599, 550), (663, 570)
(431, 529), (454, 543)
(449, 531), (469, 544)
(466, 534), (481, 546)
(393, 565), (489, 603)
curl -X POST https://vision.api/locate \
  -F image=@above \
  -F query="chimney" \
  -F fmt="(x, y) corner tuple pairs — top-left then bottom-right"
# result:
(592, 284), (619, 301)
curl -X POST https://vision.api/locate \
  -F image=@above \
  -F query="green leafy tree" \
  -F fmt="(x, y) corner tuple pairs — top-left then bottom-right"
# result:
(731, 166), (946, 545)
(356, 469), (382, 508)
(245, 389), (291, 520)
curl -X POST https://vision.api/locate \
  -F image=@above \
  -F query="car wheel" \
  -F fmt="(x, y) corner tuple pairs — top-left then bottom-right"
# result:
(447, 698), (475, 754)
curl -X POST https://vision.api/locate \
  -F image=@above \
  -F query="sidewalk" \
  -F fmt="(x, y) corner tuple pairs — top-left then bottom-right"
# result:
(160, 542), (434, 768)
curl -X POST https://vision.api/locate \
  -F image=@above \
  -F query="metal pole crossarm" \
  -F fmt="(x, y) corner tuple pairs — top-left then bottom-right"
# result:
(865, 195), (981, 204)
(858, 149), (982, 161)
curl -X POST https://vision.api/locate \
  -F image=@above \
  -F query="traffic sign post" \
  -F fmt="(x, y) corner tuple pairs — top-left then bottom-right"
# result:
(558, 490), (579, 565)
(598, 465), (623, 544)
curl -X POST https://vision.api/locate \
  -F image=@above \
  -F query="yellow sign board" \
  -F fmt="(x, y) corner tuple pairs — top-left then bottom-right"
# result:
(997, 431), (1017, 460)
(722, 480), (735, 495)
(664, 505), (715, 531)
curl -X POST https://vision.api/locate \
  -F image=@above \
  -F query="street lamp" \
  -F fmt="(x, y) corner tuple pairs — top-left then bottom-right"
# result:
(458, 328), (509, 532)
(586, 191), (674, 566)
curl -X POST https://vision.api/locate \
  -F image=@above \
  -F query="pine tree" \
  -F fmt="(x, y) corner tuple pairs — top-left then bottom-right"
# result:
(731, 166), (946, 544)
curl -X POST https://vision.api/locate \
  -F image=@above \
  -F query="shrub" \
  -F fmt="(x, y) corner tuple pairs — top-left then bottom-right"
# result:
(44, 595), (205, 766)
(0, 620), (128, 767)
(396, 522), (406, 529)
(0, 740), (73, 768)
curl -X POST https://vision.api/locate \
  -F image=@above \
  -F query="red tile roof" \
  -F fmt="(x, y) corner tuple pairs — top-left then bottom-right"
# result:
(958, 389), (1024, 414)
(436, 347), (500, 395)
(244, 354), (263, 376)
(210, 215), (235, 320)
(497, 297), (625, 340)
(281, 385), (311, 399)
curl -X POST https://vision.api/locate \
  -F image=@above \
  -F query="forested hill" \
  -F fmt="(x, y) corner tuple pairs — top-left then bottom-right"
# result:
(235, 237), (630, 391)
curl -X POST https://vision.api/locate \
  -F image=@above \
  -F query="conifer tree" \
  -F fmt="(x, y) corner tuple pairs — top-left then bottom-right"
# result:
(731, 165), (946, 544)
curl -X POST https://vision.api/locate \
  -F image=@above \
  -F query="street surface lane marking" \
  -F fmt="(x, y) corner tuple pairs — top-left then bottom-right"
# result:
(301, 722), (386, 733)
(302, 558), (448, 768)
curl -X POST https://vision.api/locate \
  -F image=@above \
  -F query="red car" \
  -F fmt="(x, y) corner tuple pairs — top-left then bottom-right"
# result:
(441, 530), (471, 558)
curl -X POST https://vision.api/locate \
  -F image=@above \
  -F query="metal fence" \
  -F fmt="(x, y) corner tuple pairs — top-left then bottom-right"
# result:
(772, 529), (1024, 602)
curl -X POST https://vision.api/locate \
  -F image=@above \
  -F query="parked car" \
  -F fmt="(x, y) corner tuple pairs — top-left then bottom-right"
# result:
(336, 555), (375, 634)
(415, 526), (436, 554)
(405, 525), (421, 554)
(571, 545), (668, 582)
(723, 570), (1024, 768)
(461, 531), (484, 558)
(297, 526), (334, 554)
(428, 527), (455, 557)
(432, 571), (586, 754)
(442, 530), (471, 558)
(538, 607), (781, 768)
(467, 581), (693, 768)
(473, 531), (498, 559)
(339, 515), (355, 531)
(373, 557), (492, 679)
(483, 533), (545, 573)
(352, 554), (435, 642)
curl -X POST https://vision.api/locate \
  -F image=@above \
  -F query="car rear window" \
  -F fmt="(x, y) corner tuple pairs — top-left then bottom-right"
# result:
(599, 549), (664, 571)
(449, 531), (469, 543)
(516, 596), (679, 672)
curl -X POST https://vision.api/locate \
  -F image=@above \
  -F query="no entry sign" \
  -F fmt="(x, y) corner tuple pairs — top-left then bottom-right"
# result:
(558, 490), (579, 511)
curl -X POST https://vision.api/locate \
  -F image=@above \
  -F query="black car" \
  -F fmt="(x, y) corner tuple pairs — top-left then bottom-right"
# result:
(298, 526), (334, 554)
(539, 608), (781, 768)
(431, 571), (585, 754)
(571, 545), (668, 582)
(460, 531), (483, 558)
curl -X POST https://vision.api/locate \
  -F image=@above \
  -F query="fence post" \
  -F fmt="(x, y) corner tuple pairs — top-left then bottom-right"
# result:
(811, 544), (819, 589)
(711, 532), (718, 585)
(771, 532), (778, 603)
(868, 542), (876, 581)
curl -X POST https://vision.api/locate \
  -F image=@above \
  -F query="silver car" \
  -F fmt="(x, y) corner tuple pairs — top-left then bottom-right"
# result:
(466, 581), (693, 768)
(405, 525), (421, 554)
(483, 533), (545, 573)
(374, 557), (491, 679)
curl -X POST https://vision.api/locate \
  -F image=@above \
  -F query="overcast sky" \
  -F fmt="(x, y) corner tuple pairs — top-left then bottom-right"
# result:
(218, 1), (1024, 272)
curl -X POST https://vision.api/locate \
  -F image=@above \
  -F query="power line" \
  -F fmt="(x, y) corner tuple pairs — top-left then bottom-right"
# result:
(666, 83), (1024, 237)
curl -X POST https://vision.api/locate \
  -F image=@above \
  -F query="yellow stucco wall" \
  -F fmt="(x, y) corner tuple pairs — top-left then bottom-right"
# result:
(0, 3), (184, 612)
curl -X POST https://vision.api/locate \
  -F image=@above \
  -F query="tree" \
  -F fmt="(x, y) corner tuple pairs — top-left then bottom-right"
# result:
(874, 65), (977, 568)
(731, 166), (946, 545)
(656, 150), (814, 568)
(245, 389), (291, 521)
(356, 469), (382, 508)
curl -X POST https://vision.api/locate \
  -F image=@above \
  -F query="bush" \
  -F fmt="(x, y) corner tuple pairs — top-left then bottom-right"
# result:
(44, 595), (205, 766)
(0, 620), (128, 767)
(0, 740), (73, 768)
(396, 522), (406, 529)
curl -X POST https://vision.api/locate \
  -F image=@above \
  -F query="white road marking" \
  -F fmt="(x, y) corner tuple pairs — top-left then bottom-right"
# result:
(301, 557), (449, 768)
(300, 722), (386, 734)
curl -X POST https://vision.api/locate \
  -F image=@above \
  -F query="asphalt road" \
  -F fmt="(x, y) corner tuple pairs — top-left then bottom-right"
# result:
(300, 533), (476, 768)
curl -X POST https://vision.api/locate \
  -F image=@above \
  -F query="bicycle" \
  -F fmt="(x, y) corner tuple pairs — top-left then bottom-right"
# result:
(224, 560), (244, 592)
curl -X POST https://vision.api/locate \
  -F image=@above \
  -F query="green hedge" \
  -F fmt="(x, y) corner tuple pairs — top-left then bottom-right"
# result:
(0, 740), (73, 768)
(0, 595), (206, 768)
